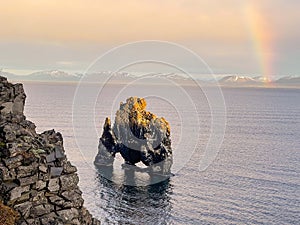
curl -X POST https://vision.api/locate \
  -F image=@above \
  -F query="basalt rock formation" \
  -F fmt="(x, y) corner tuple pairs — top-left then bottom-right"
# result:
(95, 97), (173, 175)
(0, 76), (100, 225)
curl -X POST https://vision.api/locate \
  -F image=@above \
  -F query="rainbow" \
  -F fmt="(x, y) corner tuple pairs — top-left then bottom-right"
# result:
(244, 3), (274, 85)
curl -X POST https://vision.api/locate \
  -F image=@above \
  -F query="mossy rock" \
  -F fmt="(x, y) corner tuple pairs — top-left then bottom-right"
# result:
(30, 148), (46, 157)
(0, 141), (6, 148)
(0, 201), (19, 225)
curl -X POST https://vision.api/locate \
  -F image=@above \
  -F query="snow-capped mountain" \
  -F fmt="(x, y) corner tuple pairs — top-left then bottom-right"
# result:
(86, 72), (191, 82)
(219, 75), (300, 87)
(253, 76), (272, 83)
(219, 75), (258, 85)
(27, 70), (80, 81)
(1, 69), (299, 87)
(0, 70), (81, 82)
(142, 73), (189, 80)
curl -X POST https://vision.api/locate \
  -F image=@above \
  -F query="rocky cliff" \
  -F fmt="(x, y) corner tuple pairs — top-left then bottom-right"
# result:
(0, 76), (100, 225)
(95, 97), (173, 176)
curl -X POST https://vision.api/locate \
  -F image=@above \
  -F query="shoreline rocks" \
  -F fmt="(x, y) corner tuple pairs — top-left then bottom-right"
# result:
(0, 76), (100, 224)
(95, 97), (173, 176)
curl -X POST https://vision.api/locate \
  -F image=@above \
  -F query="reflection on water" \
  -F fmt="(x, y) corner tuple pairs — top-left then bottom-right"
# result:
(95, 166), (173, 224)
(23, 83), (300, 224)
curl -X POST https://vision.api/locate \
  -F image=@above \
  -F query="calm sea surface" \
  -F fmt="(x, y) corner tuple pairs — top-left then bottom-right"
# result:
(23, 82), (300, 224)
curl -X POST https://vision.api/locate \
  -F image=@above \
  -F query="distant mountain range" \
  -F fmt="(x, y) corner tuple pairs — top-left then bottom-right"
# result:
(219, 75), (258, 84)
(275, 76), (300, 85)
(219, 75), (300, 87)
(0, 70), (299, 87)
(27, 70), (81, 81)
(0, 70), (192, 83)
(0, 70), (80, 82)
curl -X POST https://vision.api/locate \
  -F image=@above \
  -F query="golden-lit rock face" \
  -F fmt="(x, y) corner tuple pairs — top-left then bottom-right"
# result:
(104, 117), (111, 128)
(160, 117), (171, 136)
(119, 97), (171, 140)
(129, 97), (159, 137)
(95, 97), (173, 175)
(132, 97), (147, 111)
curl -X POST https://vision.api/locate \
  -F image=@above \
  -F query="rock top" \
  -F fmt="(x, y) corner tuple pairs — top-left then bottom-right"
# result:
(95, 97), (173, 175)
(0, 76), (100, 225)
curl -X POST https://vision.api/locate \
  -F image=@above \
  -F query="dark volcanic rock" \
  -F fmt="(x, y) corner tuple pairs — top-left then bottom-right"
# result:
(0, 76), (100, 225)
(95, 97), (173, 175)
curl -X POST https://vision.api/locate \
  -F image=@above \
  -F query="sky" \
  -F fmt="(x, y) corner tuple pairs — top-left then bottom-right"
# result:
(0, 0), (299, 78)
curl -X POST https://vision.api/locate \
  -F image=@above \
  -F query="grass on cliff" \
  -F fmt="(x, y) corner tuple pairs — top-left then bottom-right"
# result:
(0, 201), (19, 225)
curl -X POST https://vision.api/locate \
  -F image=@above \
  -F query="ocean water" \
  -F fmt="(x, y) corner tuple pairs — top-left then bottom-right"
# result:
(22, 82), (300, 224)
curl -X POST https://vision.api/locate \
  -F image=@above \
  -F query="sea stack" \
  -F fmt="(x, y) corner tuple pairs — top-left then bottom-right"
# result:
(95, 97), (173, 175)
(0, 76), (100, 225)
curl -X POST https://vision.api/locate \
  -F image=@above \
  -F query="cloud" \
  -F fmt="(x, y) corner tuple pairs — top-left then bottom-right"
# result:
(0, 0), (299, 75)
(56, 61), (74, 66)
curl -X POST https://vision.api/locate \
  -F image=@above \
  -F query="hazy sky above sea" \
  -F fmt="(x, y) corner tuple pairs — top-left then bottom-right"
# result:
(0, 0), (299, 77)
